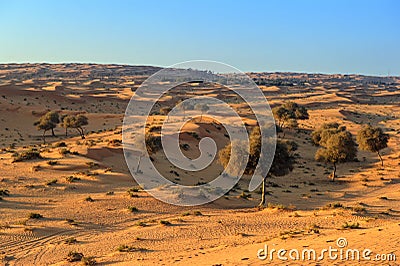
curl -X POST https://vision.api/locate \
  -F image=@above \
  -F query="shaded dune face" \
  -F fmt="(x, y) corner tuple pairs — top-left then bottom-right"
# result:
(0, 64), (399, 265)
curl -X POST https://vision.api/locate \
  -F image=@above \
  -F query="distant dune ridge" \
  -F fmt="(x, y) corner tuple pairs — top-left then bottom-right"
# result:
(0, 63), (399, 265)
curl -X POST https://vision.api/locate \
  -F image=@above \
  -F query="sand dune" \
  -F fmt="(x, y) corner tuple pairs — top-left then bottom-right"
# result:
(0, 64), (399, 265)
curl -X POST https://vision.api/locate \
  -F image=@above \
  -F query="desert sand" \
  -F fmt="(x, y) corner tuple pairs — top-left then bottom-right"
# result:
(0, 64), (399, 265)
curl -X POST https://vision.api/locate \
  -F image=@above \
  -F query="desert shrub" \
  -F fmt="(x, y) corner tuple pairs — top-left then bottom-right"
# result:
(117, 245), (144, 252)
(136, 221), (146, 227)
(47, 160), (58, 165)
(267, 203), (288, 210)
(127, 206), (139, 212)
(28, 213), (43, 219)
(59, 148), (70, 155)
(145, 134), (162, 154)
(54, 142), (67, 147)
(127, 187), (140, 193)
(324, 202), (344, 209)
(160, 220), (171, 226)
(84, 196), (94, 202)
(342, 222), (360, 229)
(66, 176), (80, 183)
(13, 149), (42, 162)
(64, 237), (77, 244)
(0, 189), (10, 196)
(46, 179), (58, 185)
(108, 139), (122, 146)
(86, 162), (99, 168)
(66, 251), (83, 262)
(239, 192), (251, 199)
(148, 126), (162, 133)
(180, 143), (190, 151)
(193, 210), (203, 216)
(81, 256), (96, 266)
(187, 131), (200, 140)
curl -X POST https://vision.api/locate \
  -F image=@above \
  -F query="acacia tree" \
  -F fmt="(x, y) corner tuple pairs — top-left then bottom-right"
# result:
(218, 126), (295, 207)
(61, 115), (73, 136)
(195, 103), (210, 122)
(259, 141), (294, 206)
(177, 99), (194, 121)
(34, 111), (60, 143)
(313, 123), (357, 181)
(272, 101), (308, 136)
(60, 114), (88, 139)
(72, 115), (88, 139)
(357, 125), (389, 167)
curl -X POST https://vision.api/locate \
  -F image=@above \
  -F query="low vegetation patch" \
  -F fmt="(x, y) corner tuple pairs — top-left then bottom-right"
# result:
(64, 237), (77, 244)
(28, 213), (43, 219)
(0, 189), (10, 196)
(12, 149), (42, 162)
(84, 196), (94, 202)
(127, 206), (139, 212)
(81, 256), (96, 266)
(117, 244), (145, 252)
(66, 176), (80, 183)
(160, 220), (171, 226)
(45, 179), (58, 186)
(66, 251), (83, 262)
(342, 222), (360, 229)
(47, 160), (58, 166)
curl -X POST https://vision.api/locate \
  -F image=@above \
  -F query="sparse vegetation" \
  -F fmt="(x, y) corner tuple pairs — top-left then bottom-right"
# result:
(127, 206), (139, 212)
(46, 179), (58, 185)
(12, 149), (42, 162)
(34, 111), (60, 143)
(64, 237), (77, 244)
(117, 244), (145, 252)
(0, 189), (10, 196)
(66, 251), (83, 262)
(28, 213), (43, 219)
(313, 123), (357, 181)
(160, 220), (171, 226)
(66, 176), (80, 183)
(342, 222), (360, 229)
(61, 114), (89, 139)
(357, 125), (389, 167)
(272, 101), (309, 134)
(84, 196), (94, 202)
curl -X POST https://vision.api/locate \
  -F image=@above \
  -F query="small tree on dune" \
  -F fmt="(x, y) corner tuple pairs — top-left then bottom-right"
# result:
(72, 115), (88, 139)
(195, 103), (210, 122)
(45, 111), (60, 136)
(34, 111), (60, 143)
(218, 125), (295, 207)
(272, 101), (308, 136)
(313, 123), (357, 181)
(357, 125), (389, 167)
(258, 141), (294, 206)
(60, 114), (88, 139)
(61, 115), (73, 136)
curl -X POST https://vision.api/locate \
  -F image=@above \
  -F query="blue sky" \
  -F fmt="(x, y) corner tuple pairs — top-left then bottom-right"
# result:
(0, 0), (399, 75)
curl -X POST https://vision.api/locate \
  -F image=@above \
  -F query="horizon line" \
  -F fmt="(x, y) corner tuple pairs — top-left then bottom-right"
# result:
(0, 61), (398, 78)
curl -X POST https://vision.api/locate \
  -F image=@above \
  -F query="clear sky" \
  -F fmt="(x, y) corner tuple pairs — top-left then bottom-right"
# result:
(0, 0), (399, 76)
